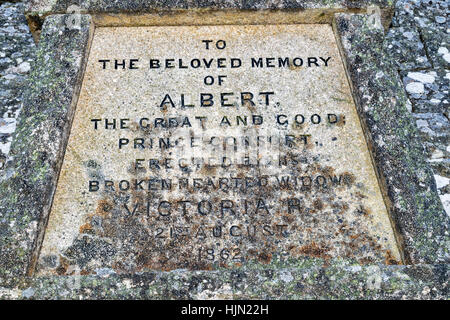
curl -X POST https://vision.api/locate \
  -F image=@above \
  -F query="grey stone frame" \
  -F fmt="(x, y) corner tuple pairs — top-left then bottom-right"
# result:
(0, 1), (448, 299)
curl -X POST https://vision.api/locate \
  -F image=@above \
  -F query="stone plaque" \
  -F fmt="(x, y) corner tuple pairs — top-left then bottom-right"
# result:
(37, 24), (401, 275)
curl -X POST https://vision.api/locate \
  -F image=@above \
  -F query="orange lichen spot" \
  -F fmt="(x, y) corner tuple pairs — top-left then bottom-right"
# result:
(258, 252), (272, 264)
(79, 222), (93, 234)
(296, 242), (331, 259)
(385, 250), (400, 265)
(96, 199), (112, 217)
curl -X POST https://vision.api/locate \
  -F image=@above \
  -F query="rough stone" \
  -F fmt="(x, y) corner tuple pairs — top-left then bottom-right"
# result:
(421, 27), (450, 69)
(402, 69), (449, 114)
(1, 261), (448, 299)
(385, 26), (431, 70)
(0, 14), (92, 287)
(26, 0), (395, 14)
(0, 2), (35, 167)
(335, 13), (449, 264)
(385, 0), (449, 219)
(391, 0), (448, 32)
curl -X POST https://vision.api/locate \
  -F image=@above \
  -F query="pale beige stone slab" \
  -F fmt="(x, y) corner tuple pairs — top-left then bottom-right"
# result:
(38, 24), (401, 275)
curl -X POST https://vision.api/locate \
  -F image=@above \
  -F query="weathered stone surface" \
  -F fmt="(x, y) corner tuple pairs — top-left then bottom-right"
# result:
(0, 1), (448, 300)
(24, 0), (395, 39)
(37, 23), (401, 276)
(0, 2), (35, 170)
(334, 13), (449, 264)
(387, 0), (450, 217)
(385, 27), (431, 71)
(420, 27), (450, 69)
(27, 0), (394, 14)
(402, 69), (449, 114)
(391, 0), (448, 32)
(413, 111), (450, 211)
(0, 14), (92, 286)
(1, 260), (448, 299)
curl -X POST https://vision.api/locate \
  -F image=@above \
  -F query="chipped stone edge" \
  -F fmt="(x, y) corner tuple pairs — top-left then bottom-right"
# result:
(0, 10), (448, 299)
(333, 13), (449, 265)
(0, 14), (93, 287)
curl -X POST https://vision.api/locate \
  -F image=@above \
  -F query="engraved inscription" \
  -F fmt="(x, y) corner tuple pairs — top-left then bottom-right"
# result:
(37, 25), (401, 275)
